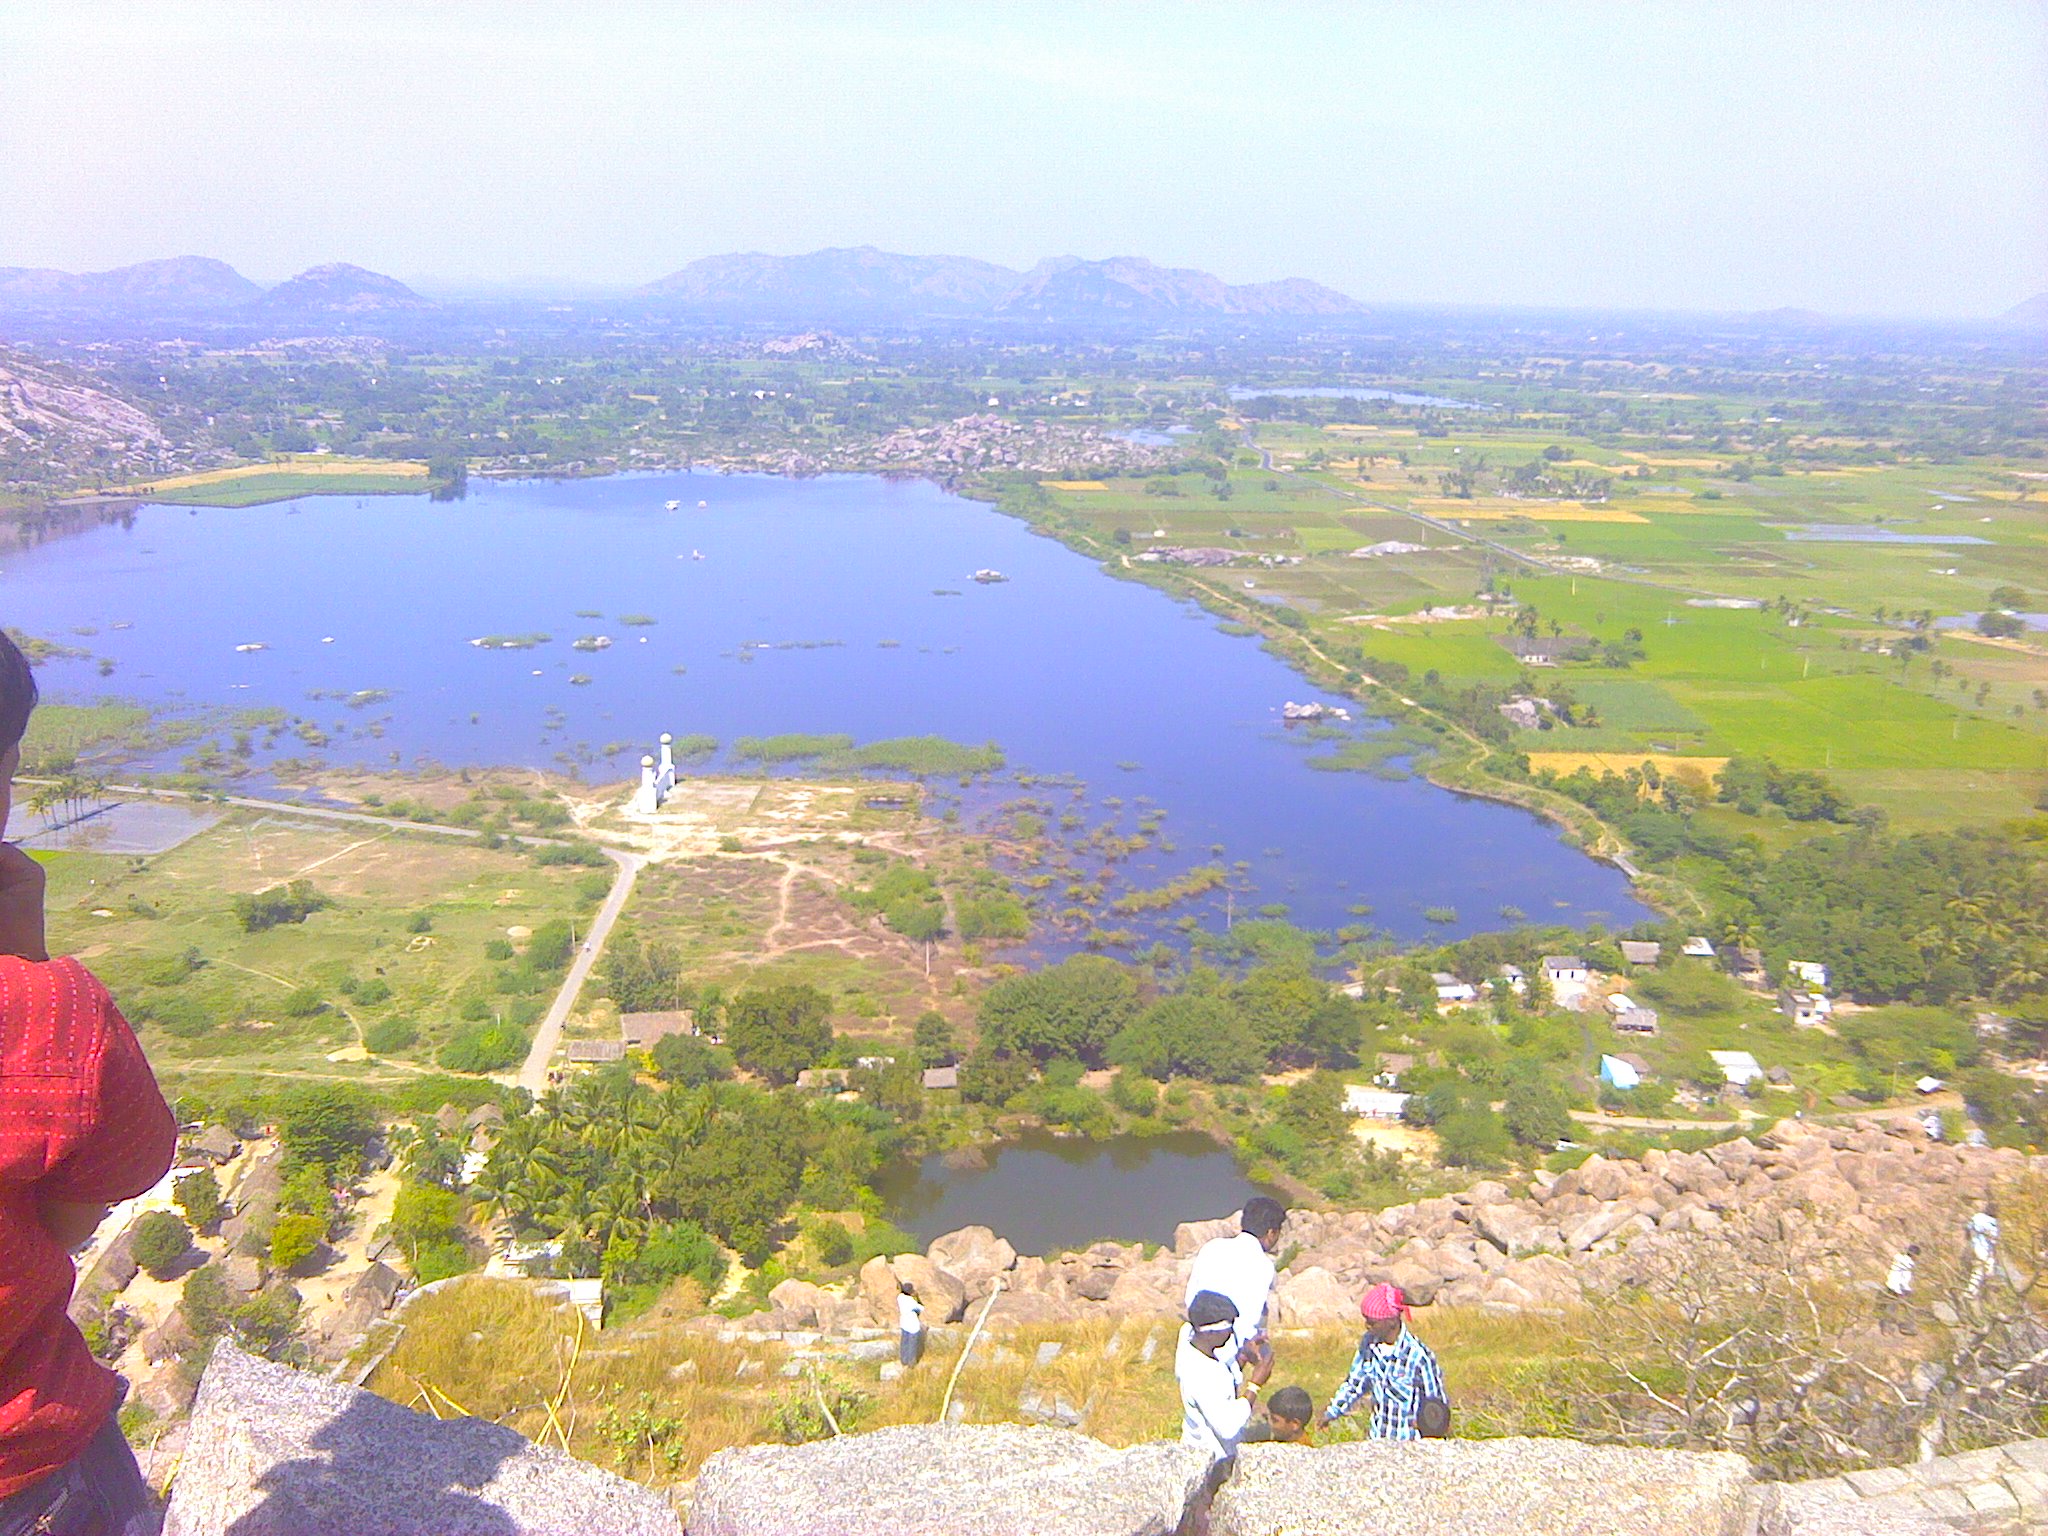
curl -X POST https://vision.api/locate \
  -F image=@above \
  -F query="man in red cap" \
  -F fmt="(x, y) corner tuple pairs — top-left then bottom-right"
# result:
(1316, 1282), (1447, 1440)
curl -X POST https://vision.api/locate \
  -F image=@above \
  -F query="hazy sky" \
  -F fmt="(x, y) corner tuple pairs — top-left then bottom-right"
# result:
(3, 2), (2043, 315)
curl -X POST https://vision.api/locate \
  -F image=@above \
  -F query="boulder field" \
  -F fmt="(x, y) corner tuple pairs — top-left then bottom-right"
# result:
(744, 1119), (2035, 1336)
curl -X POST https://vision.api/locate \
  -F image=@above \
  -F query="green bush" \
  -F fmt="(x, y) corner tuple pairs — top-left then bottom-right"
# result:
(173, 1169), (224, 1230)
(437, 1020), (528, 1074)
(131, 1210), (191, 1279)
(269, 1213), (326, 1272)
(363, 1018), (420, 1055)
(1437, 1106), (1513, 1168)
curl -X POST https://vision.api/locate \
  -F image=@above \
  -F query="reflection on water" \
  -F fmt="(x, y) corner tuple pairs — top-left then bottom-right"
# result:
(875, 1128), (1278, 1252)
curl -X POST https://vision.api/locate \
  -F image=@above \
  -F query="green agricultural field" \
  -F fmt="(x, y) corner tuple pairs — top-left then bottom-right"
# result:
(35, 810), (606, 1088)
(1039, 425), (2048, 843)
(141, 471), (431, 506)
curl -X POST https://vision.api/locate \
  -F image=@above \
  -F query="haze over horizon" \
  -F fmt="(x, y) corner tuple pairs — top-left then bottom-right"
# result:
(2, 1), (2045, 318)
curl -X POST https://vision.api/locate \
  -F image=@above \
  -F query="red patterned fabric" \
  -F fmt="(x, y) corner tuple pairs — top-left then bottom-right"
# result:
(0, 957), (176, 1499)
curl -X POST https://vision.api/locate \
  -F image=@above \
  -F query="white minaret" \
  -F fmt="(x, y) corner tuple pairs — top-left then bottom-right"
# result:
(656, 733), (676, 805)
(632, 754), (658, 813)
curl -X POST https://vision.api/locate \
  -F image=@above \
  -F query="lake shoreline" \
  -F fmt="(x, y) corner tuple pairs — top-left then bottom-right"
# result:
(980, 478), (1673, 919)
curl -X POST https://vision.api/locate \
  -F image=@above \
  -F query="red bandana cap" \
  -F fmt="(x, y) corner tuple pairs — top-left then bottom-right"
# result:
(1360, 1282), (1409, 1322)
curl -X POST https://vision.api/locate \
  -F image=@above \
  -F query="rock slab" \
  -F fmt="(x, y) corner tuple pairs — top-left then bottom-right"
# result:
(162, 1342), (678, 1536)
(1212, 1437), (1756, 1536)
(686, 1423), (1210, 1536)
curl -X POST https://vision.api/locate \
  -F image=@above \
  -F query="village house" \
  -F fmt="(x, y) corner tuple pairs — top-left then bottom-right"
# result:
(1374, 1052), (1415, 1089)
(620, 1009), (696, 1050)
(1542, 955), (1592, 1007)
(1496, 634), (1592, 667)
(1497, 964), (1527, 996)
(1682, 935), (1717, 959)
(1599, 1053), (1644, 1090)
(1618, 940), (1662, 969)
(1789, 960), (1829, 990)
(1710, 1050), (1765, 1089)
(1780, 986), (1833, 1029)
(177, 1124), (242, 1169)
(1612, 1006), (1661, 1036)
(1726, 946), (1768, 987)
(921, 1065), (959, 1091)
(1344, 1085), (1412, 1121)
(1431, 972), (1479, 1007)
(565, 1040), (626, 1064)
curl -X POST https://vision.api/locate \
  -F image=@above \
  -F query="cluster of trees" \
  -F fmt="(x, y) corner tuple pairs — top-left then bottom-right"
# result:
(964, 954), (1364, 1096)
(232, 879), (329, 933)
(1739, 826), (2048, 1004)
(1716, 756), (1851, 822)
(475, 1066), (895, 1264)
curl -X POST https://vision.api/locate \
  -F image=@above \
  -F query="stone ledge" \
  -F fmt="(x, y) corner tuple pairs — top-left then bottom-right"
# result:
(162, 1342), (678, 1536)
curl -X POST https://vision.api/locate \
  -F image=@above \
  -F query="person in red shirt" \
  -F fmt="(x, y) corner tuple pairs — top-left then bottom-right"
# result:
(0, 632), (177, 1536)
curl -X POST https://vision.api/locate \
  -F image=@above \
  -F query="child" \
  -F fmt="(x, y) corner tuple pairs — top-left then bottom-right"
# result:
(1242, 1385), (1314, 1443)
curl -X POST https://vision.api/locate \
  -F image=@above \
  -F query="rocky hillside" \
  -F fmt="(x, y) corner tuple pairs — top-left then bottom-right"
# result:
(641, 246), (1360, 320)
(0, 347), (167, 490)
(750, 1119), (2033, 1335)
(996, 256), (1360, 318)
(161, 1343), (2048, 1533)
(644, 247), (1022, 316)
(261, 262), (429, 312)
(0, 256), (260, 312)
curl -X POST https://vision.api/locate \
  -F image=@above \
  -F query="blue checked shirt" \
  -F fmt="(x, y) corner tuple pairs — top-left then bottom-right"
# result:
(1325, 1327), (1445, 1440)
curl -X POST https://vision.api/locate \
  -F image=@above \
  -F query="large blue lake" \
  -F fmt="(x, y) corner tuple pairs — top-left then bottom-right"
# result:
(3, 472), (1644, 943)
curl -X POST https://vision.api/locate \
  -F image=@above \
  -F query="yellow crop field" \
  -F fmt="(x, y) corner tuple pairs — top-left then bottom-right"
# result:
(1416, 499), (1649, 523)
(113, 456), (429, 493)
(1527, 752), (1727, 786)
(1043, 479), (1109, 491)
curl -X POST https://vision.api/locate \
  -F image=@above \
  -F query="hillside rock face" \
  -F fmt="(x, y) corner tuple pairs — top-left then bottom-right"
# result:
(162, 1343), (677, 1536)
(687, 1423), (1211, 1536)
(734, 1121), (2031, 1340)
(1213, 1437), (1754, 1536)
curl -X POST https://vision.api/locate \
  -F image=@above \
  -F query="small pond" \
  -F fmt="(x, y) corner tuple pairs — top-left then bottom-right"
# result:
(875, 1128), (1276, 1253)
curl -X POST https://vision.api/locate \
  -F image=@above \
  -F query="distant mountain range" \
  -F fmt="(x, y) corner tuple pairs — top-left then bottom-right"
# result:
(643, 247), (1361, 320)
(2005, 293), (2048, 329)
(0, 257), (428, 315)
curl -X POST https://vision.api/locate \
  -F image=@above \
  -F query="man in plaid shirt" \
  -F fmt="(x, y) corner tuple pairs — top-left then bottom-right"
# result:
(1318, 1283), (1447, 1440)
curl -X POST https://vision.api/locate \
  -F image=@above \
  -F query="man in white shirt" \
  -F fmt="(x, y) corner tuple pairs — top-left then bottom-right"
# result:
(1880, 1244), (1919, 1334)
(1183, 1197), (1286, 1355)
(1177, 1290), (1273, 1462)
(1965, 1208), (2000, 1299)
(897, 1280), (925, 1367)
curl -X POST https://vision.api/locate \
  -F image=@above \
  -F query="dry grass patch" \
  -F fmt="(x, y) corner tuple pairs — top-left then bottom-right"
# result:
(111, 456), (429, 493)
(1526, 752), (1727, 787)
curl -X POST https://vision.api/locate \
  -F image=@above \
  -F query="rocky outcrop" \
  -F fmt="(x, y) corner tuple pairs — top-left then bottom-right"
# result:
(738, 1120), (2034, 1345)
(1213, 1437), (1755, 1536)
(927, 1225), (1017, 1299)
(687, 1423), (1210, 1536)
(314, 1261), (403, 1360)
(162, 1343), (677, 1536)
(1771, 1438), (2048, 1533)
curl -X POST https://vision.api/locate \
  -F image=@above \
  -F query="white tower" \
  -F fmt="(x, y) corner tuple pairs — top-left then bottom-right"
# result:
(632, 754), (658, 813)
(657, 733), (676, 801)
